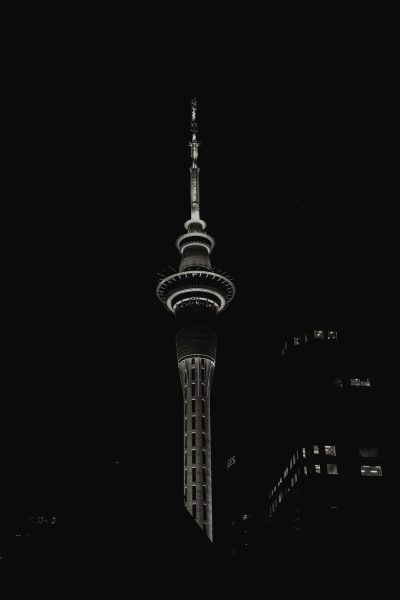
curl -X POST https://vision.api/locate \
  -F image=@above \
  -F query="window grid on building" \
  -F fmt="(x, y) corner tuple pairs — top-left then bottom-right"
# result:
(359, 447), (379, 458)
(361, 465), (383, 476)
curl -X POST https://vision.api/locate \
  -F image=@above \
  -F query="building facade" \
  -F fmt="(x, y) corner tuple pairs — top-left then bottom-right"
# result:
(225, 326), (393, 560)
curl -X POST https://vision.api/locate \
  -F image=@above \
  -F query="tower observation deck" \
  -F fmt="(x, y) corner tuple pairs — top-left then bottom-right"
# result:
(157, 99), (235, 541)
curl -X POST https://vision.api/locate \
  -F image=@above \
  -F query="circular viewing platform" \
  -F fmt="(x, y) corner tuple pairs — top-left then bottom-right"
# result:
(175, 231), (215, 254)
(157, 270), (235, 314)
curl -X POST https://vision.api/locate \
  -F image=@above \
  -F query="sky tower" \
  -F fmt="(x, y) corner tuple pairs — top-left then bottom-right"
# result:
(156, 99), (235, 541)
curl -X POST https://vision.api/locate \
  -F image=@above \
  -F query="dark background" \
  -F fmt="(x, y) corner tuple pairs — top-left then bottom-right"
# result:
(2, 26), (394, 583)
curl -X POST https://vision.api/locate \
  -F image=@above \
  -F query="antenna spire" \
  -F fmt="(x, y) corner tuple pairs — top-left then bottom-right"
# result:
(189, 97), (200, 222)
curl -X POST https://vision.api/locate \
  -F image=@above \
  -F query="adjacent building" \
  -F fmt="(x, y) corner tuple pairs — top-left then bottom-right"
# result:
(225, 327), (392, 560)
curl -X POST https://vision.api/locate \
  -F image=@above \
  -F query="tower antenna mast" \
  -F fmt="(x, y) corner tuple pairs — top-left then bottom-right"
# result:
(189, 97), (200, 222)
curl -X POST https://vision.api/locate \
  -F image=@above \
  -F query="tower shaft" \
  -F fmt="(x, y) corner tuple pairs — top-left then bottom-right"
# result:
(177, 326), (216, 541)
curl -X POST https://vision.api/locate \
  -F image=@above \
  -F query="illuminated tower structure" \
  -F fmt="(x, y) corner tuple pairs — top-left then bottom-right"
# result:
(156, 99), (235, 541)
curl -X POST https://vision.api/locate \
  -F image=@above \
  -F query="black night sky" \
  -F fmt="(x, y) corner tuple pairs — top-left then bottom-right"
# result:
(2, 30), (394, 585)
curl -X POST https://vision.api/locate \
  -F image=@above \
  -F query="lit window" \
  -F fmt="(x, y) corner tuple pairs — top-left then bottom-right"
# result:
(291, 477), (294, 488)
(359, 447), (379, 458)
(283, 467), (288, 478)
(327, 464), (338, 475)
(350, 378), (361, 386)
(293, 337), (301, 346)
(314, 330), (324, 339)
(278, 492), (282, 503)
(294, 472), (298, 483)
(361, 465), (383, 477)
(313, 445), (319, 454)
(360, 379), (371, 387)
(304, 333), (308, 343)
(315, 465), (321, 474)
(293, 453), (297, 465)
(324, 445), (336, 456)
(304, 466), (308, 475)
(327, 331), (337, 340)
(289, 458), (293, 469)
(302, 448), (306, 458)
